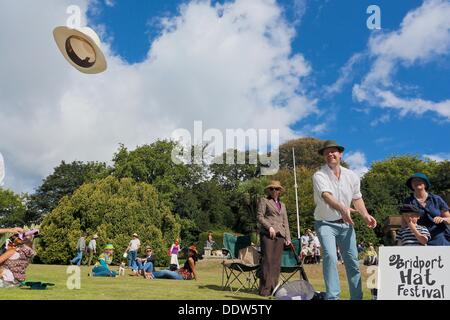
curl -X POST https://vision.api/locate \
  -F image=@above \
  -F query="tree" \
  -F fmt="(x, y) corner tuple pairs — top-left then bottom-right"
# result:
(27, 160), (110, 223)
(235, 177), (269, 235)
(279, 137), (326, 170)
(38, 176), (180, 265)
(0, 188), (27, 228)
(209, 149), (262, 190)
(112, 140), (205, 206)
(429, 160), (450, 203)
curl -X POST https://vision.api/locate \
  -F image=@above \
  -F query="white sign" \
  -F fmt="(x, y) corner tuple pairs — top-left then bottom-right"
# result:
(378, 246), (450, 300)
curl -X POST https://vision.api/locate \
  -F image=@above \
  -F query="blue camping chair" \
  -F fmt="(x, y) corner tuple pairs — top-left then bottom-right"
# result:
(221, 233), (260, 292)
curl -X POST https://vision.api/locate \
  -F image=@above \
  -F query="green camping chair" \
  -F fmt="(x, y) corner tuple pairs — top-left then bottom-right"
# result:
(279, 238), (309, 286)
(221, 233), (260, 292)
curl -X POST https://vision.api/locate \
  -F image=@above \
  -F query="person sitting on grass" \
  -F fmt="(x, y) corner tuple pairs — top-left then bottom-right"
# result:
(0, 232), (36, 287)
(149, 245), (198, 280)
(90, 244), (117, 277)
(396, 204), (430, 246)
(136, 247), (155, 279)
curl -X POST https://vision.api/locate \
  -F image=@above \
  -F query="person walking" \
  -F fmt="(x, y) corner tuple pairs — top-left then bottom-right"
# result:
(87, 234), (98, 267)
(70, 233), (87, 266)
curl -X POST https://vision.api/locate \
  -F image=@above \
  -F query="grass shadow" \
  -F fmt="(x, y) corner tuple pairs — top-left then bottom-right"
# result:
(198, 284), (261, 296)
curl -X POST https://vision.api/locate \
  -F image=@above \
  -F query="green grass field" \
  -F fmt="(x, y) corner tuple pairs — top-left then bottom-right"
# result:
(0, 260), (373, 300)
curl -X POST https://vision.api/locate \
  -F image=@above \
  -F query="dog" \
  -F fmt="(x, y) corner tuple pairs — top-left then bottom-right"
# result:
(118, 262), (126, 276)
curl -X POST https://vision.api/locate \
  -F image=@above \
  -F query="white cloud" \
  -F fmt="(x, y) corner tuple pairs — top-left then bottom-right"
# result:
(370, 113), (390, 127)
(104, 0), (114, 7)
(325, 52), (365, 95)
(292, 0), (308, 25)
(353, 0), (450, 119)
(345, 151), (369, 177)
(423, 153), (450, 162)
(0, 0), (316, 192)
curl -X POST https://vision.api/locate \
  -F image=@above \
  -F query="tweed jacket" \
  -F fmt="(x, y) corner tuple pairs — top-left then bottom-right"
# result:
(257, 197), (291, 243)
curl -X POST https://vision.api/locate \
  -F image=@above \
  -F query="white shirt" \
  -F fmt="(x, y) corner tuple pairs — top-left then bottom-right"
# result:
(129, 238), (140, 251)
(313, 235), (321, 248)
(88, 239), (97, 251)
(313, 165), (362, 221)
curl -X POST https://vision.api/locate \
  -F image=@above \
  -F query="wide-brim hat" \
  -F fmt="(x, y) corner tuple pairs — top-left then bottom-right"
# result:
(53, 26), (107, 74)
(132, 233), (139, 237)
(265, 180), (285, 192)
(406, 173), (431, 191)
(93, 234), (98, 239)
(318, 140), (345, 155)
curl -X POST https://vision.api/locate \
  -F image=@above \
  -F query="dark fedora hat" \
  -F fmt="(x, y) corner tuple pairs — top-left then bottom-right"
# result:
(398, 204), (423, 216)
(318, 140), (345, 155)
(406, 173), (431, 191)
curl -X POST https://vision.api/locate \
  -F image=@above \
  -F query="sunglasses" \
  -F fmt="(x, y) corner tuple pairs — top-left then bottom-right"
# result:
(269, 187), (281, 191)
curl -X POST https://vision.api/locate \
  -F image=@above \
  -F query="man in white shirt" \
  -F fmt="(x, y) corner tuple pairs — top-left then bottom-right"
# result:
(126, 233), (141, 271)
(313, 140), (377, 300)
(87, 234), (98, 267)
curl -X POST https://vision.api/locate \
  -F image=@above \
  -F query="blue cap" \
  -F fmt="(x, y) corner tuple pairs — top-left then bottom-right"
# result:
(406, 173), (431, 191)
(398, 204), (423, 217)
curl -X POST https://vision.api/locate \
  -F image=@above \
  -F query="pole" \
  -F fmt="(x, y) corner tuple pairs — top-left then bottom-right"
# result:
(292, 148), (300, 239)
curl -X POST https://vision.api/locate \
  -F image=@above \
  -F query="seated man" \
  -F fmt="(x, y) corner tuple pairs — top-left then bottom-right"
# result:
(136, 247), (155, 279)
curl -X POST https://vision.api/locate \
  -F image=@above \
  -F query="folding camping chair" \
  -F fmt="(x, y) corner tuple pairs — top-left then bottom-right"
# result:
(221, 233), (260, 292)
(279, 238), (309, 286)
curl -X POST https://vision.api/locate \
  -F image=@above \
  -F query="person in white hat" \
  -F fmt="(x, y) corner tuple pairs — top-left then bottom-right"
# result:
(53, 26), (107, 74)
(87, 234), (99, 267)
(257, 180), (291, 297)
(126, 233), (140, 274)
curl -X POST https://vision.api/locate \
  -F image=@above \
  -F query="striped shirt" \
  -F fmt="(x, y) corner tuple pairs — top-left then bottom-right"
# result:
(396, 225), (430, 246)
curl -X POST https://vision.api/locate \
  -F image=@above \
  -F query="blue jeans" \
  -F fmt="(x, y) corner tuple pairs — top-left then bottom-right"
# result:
(128, 250), (138, 270)
(137, 261), (154, 273)
(92, 266), (117, 277)
(71, 251), (83, 266)
(152, 269), (183, 280)
(315, 220), (362, 300)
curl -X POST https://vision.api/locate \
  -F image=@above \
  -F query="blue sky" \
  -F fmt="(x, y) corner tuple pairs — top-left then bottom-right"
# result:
(87, 0), (450, 170)
(0, 0), (449, 192)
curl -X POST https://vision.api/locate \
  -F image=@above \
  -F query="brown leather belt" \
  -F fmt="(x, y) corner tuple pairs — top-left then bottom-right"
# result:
(327, 219), (345, 224)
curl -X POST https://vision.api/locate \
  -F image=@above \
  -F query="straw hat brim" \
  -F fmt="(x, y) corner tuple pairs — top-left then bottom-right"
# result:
(265, 184), (285, 192)
(53, 26), (107, 74)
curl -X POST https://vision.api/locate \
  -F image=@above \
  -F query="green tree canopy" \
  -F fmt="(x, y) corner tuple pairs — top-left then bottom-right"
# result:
(27, 160), (110, 223)
(0, 188), (26, 228)
(38, 176), (180, 265)
(112, 140), (204, 205)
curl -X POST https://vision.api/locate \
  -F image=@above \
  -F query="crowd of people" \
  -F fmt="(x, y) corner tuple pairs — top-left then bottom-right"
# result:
(1, 142), (448, 299)
(81, 234), (198, 281)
